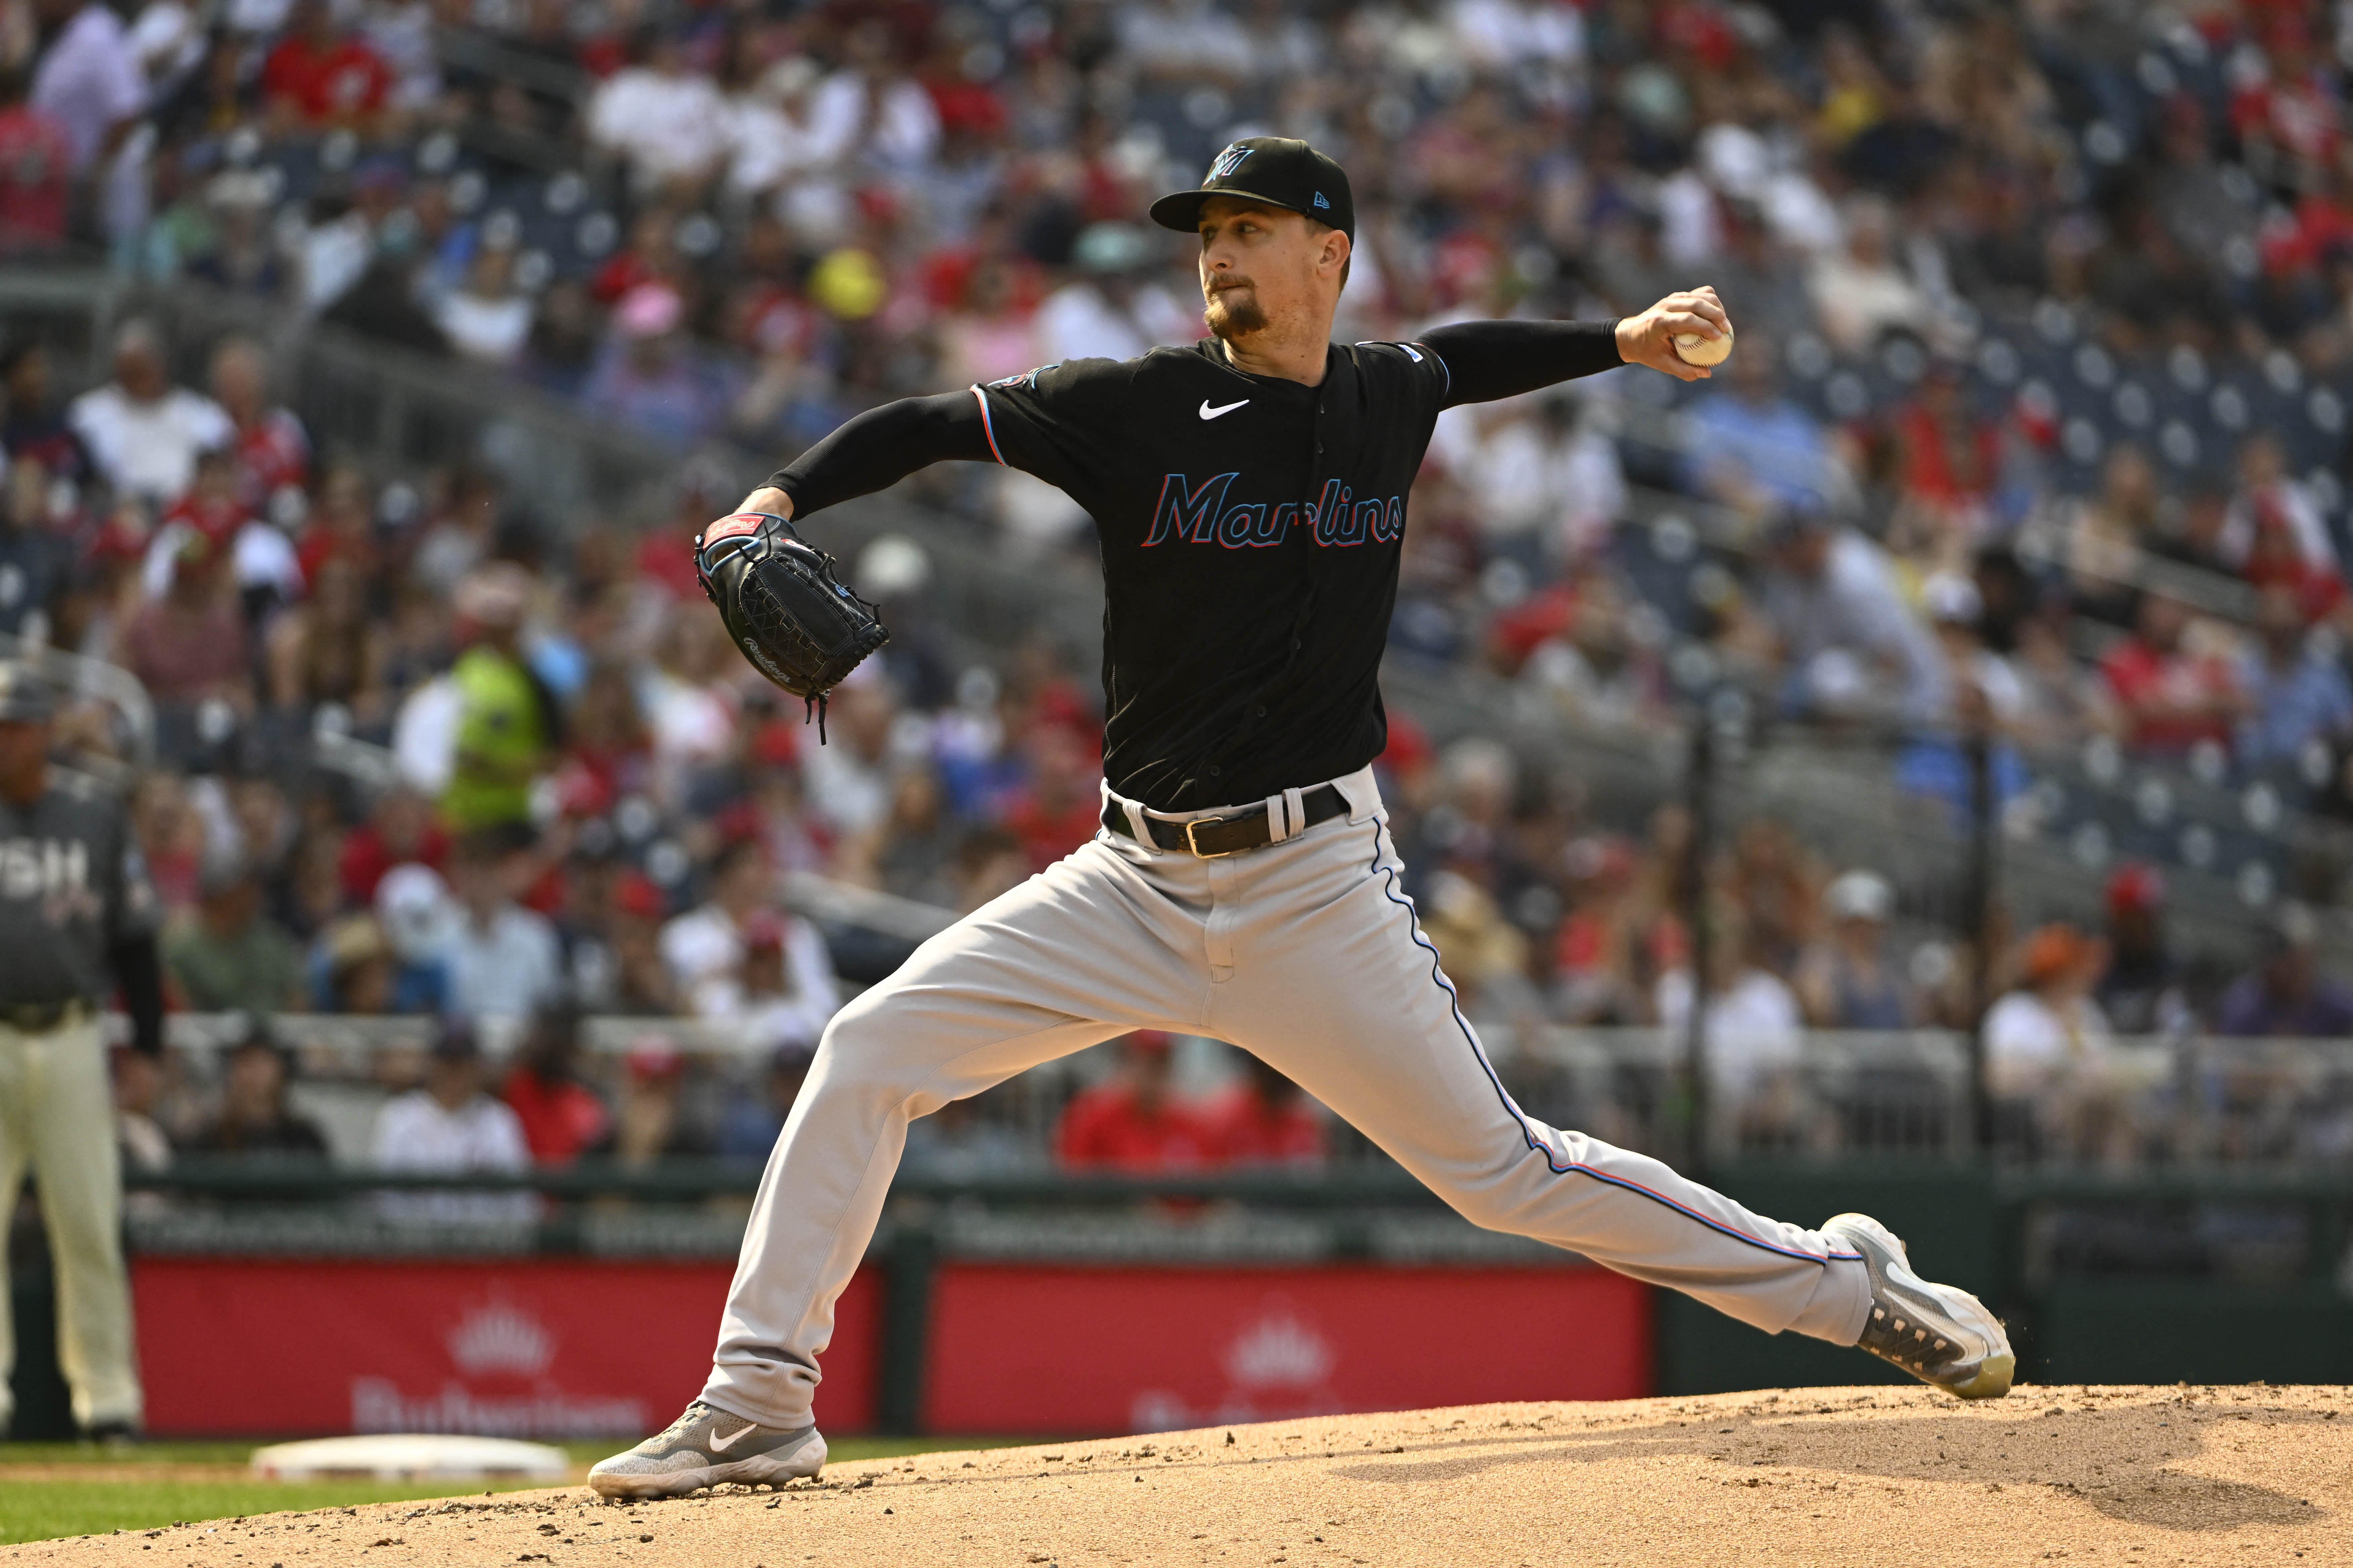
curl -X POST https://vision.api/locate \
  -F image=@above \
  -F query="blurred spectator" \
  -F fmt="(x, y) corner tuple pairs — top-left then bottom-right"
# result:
(1794, 869), (1910, 1029)
(67, 319), (232, 504)
(268, 556), (391, 725)
(1749, 510), (1945, 724)
(435, 241), (536, 368)
(1200, 1055), (1326, 1169)
(260, 0), (391, 132)
(207, 339), (306, 512)
(659, 837), (837, 1048)
(1055, 1031), (1213, 1173)
(587, 29), (728, 198)
(1657, 924), (1806, 1122)
(1984, 924), (2113, 1093)
(2212, 907), (2353, 1038)
(0, 65), (73, 251)
(1, 340), (90, 485)
(1681, 336), (1834, 514)
(338, 786), (445, 905)
(903, 1090), (1029, 1175)
(714, 1044), (813, 1160)
(29, 0), (143, 186)
(314, 913), (400, 1012)
(440, 564), (558, 836)
(584, 283), (732, 447)
(2220, 434), (2342, 622)
(2233, 585), (2353, 769)
(111, 1046), (172, 1176)
(597, 1035), (709, 1169)
(190, 1025), (328, 1158)
(370, 1021), (533, 1221)
(2095, 864), (2189, 1039)
(116, 521), (250, 712)
(162, 854), (303, 1011)
(441, 836), (561, 1019)
(500, 1001), (609, 1167)
(2097, 593), (2245, 758)
(369, 862), (458, 1009)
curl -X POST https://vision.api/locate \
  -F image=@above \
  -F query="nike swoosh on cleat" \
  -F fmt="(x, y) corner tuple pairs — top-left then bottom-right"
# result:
(706, 1423), (757, 1453)
(1198, 399), (1249, 420)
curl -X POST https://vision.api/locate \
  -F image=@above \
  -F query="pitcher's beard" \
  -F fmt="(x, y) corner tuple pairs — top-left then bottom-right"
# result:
(1204, 285), (1266, 339)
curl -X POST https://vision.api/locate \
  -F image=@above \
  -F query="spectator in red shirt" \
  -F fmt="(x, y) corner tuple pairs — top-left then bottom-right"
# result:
(1054, 1031), (1213, 1173)
(2098, 592), (2247, 757)
(1199, 1055), (1327, 1168)
(0, 67), (72, 251)
(263, 0), (394, 130)
(338, 785), (449, 903)
(502, 1000), (612, 1167)
(999, 721), (1104, 871)
(210, 337), (310, 512)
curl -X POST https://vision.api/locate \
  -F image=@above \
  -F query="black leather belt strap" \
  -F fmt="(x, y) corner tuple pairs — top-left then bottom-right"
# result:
(1102, 783), (1350, 858)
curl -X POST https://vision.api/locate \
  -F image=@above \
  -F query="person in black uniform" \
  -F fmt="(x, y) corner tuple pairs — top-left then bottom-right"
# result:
(0, 661), (164, 1439)
(591, 137), (2012, 1499)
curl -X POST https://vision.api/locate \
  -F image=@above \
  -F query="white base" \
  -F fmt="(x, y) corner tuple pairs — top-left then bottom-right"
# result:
(250, 1433), (569, 1481)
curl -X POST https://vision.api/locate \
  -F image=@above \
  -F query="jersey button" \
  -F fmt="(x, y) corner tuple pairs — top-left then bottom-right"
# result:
(1254, 705), (1267, 717)
(1208, 765), (1222, 778)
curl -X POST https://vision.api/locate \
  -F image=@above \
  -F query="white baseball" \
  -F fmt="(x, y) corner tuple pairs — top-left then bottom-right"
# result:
(1673, 324), (1734, 367)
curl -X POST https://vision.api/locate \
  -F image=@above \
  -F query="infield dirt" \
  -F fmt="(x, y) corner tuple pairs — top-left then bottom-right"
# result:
(14, 1384), (2351, 1567)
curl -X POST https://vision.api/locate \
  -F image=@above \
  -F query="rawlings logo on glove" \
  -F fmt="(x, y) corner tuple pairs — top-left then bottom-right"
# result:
(694, 512), (888, 741)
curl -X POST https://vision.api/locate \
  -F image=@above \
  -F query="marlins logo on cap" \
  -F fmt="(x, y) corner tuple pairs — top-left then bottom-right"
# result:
(1148, 135), (1355, 242)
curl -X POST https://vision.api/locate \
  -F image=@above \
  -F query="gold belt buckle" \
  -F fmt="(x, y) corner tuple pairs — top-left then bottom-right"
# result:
(1183, 815), (1237, 858)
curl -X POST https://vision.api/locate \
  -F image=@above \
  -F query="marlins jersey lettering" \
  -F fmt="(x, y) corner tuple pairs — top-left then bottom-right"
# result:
(0, 771), (157, 1007)
(973, 338), (1449, 812)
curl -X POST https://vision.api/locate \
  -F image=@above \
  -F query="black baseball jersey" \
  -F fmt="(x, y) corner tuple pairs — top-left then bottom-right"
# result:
(773, 318), (1622, 811)
(0, 768), (158, 1008)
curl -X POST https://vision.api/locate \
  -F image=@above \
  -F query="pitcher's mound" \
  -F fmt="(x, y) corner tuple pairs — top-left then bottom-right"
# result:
(21, 1385), (2351, 1566)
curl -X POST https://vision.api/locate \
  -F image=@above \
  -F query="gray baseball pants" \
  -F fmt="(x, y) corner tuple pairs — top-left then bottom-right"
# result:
(703, 766), (1871, 1430)
(0, 1012), (142, 1431)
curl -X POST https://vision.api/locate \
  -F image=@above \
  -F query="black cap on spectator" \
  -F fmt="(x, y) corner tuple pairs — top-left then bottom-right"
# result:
(431, 1018), (481, 1062)
(0, 662), (56, 723)
(1150, 137), (1354, 242)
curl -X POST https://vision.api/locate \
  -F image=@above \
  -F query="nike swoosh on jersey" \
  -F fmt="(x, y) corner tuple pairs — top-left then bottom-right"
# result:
(1198, 398), (1250, 420)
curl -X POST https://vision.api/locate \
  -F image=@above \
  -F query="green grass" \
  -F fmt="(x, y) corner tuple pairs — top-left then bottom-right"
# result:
(0, 1435), (1029, 1545)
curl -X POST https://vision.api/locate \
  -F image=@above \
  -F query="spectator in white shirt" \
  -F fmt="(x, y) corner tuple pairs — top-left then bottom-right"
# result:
(725, 55), (855, 205)
(443, 833), (565, 1020)
(434, 241), (535, 367)
(1984, 923), (2114, 1094)
(370, 1021), (534, 1223)
(660, 836), (838, 1051)
(586, 27), (730, 198)
(806, 20), (938, 177)
(67, 318), (234, 504)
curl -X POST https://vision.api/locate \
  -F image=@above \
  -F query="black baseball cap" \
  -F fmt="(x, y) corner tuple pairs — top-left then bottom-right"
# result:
(1149, 136), (1354, 241)
(0, 661), (55, 723)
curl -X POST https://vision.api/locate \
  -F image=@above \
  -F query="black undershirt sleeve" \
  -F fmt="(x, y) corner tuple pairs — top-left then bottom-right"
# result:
(765, 391), (995, 519)
(111, 932), (164, 1057)
(1421, 319), (1624, 409)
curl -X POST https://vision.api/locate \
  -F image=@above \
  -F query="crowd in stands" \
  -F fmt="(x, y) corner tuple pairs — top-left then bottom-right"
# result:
(9, 0), (2353, 1178)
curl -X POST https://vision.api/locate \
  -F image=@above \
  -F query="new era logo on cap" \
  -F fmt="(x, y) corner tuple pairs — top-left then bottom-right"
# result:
(1314, 192), (1329, 209)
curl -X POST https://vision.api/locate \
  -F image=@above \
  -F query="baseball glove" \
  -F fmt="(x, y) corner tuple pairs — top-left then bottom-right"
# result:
(695, 511), (888, 740)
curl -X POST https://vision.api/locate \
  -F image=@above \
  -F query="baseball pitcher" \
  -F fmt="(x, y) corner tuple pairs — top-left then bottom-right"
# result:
(592, 138), (2011, 1497)
(0, 662), (163, 1439)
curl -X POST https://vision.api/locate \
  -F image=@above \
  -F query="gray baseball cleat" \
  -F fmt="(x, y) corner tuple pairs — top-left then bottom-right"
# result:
(1823, 1212), (2015, 1400)
(587, 1401), (827, 1499)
